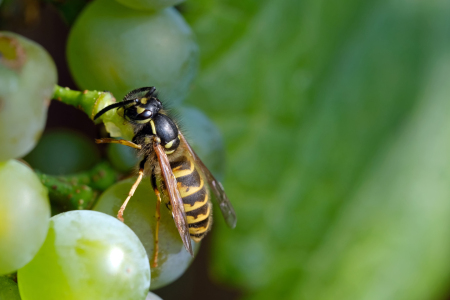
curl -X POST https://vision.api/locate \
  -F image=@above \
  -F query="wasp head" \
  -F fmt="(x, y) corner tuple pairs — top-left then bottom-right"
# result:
(94, 87), (162, 124)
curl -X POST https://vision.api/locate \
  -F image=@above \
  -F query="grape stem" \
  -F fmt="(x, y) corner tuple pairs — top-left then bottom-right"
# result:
(48, 86), (133, 210)
(36, 161), (120, 210)
(52, 85), (135, 140)
(2, 273), (18, 283)
(53, 85), (112, 120)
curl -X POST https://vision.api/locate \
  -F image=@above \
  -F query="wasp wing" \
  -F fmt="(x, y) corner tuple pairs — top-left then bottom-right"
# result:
(153, 141), (194, 256)
(179, 132), (237, 229)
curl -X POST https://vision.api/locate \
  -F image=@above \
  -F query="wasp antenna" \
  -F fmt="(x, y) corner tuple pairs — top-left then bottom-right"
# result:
(124, 86), (156, 100)
(93, 99), (135, 120)
(144, 86), (156, 97)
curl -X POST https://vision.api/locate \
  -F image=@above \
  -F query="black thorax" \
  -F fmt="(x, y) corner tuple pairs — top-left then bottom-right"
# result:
(133, 113), (180, 153)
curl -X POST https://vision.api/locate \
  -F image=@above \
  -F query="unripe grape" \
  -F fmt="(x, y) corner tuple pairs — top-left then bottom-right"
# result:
(24, 129), (100, 175)
(0, 32), (57, 161)
(116, 0), (185, 11)
(107, 141), (139, 173)
(18, 210), (150, 300)
(67, 0), (198, 103)
(0, 160), (50, 275)
(94, 178), (199, 289)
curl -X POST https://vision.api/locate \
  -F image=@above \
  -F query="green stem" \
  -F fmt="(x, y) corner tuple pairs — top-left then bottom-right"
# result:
(66, 161), (120, 191)
(1, 273), (17, 283)
(52, 85), (134, 139)
(48, 85), (135, 209)
(53, 85), (114, 120)
(36, 161), (120, 210)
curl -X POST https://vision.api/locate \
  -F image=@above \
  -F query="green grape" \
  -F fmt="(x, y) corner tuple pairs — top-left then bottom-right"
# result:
(0, 276), (21, 300)
(0, 160), (50, 275)
(94, 178), (199, 290)
(24, 129), (100, 175)
(107, 141), (139, 173)
(0, 32), (57, 161)
(67, 0), (198, 103)
(18, 210), (150, 300)
(115, 0), (185, 11)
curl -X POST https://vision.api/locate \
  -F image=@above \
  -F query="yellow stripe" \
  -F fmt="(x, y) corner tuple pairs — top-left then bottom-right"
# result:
(186, 205), (210, 223)
(177, 179), (204, 197)
(184, 192), (208, 212)
(192, 236), (202, 242)
(189, 222), (210, 234)
(150, 120), (156, 135)
(135, 119), (150, 124)
(173, 159), (194, 178)
(136, 107), (145, 114)
(165, 138), (176, 149)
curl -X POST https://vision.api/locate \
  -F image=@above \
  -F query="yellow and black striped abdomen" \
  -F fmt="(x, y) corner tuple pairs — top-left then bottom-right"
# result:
(170, 155), (212, 242)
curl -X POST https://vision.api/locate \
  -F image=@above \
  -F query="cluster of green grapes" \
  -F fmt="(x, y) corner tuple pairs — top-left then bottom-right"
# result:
(0, 0), (223, 299)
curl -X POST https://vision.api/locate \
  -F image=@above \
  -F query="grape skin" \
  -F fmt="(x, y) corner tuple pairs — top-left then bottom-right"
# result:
(0, 160), (50, 275)
(0, 32), (57, 161)
(24, 129), (100, 175)
(107, 141), (139, 173)
(67, 0), (198, 103)
(94, 178), (199, 290)
(18, 210), (150, 300)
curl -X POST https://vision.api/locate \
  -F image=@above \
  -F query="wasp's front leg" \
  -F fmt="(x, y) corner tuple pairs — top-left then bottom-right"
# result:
(117, 157), (147, 222)
(95, 138), (142, 150)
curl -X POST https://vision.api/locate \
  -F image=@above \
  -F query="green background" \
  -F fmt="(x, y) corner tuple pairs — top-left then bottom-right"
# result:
(184, 0), (450, 299)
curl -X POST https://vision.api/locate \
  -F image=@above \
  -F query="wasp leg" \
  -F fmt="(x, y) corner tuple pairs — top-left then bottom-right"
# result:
(117, 158), (147, 222)
(95, 138), (142, 150)
(151, 171), (161, 268)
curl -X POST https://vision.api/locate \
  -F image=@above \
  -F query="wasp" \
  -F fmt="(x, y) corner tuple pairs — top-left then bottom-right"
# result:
(94, 87), (237, 266)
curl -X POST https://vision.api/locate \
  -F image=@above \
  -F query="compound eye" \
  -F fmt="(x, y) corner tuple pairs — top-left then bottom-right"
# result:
(134, 98), (140, 104)
(140, 110), (152, 119)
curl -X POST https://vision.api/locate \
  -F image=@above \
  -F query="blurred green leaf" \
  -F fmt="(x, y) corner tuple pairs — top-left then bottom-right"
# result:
(184, 0), (450, 299)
